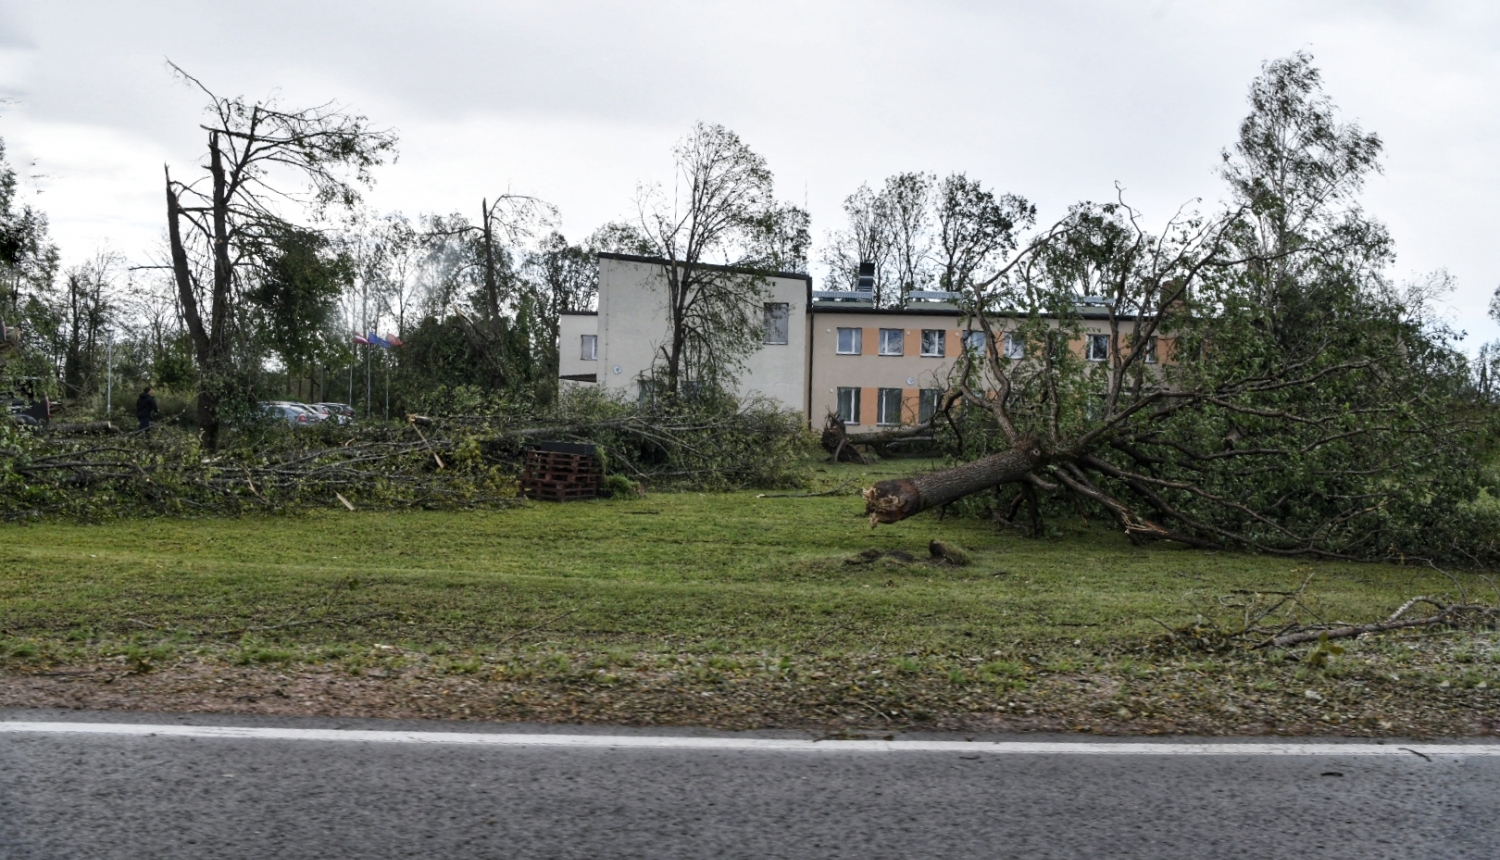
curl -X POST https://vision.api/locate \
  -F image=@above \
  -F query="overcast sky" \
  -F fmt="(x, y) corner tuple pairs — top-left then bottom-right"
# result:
(2, 1), (1497, 344)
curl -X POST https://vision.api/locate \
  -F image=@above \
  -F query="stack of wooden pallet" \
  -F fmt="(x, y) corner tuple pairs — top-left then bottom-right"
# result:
(520, 441), (602, 502)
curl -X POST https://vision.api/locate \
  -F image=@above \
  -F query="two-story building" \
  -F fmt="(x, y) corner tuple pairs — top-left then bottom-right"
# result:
(560, 253), (1155, 427)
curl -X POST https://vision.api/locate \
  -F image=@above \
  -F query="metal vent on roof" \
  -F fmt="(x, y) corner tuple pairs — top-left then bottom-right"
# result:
(856, 261), (876, 293)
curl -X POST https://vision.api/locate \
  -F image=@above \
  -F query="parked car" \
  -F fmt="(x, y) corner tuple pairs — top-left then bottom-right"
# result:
(300, 403), (334, 422)
(313, 402), (355, 424)
(259, 402), (317, 427)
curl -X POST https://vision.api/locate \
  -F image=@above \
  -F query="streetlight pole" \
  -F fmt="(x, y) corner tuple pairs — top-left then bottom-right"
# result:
(104, 328), (114, 418)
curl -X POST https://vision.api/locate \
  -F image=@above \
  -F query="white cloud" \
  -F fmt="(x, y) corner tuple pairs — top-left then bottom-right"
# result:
(2, 0), (1497, 341)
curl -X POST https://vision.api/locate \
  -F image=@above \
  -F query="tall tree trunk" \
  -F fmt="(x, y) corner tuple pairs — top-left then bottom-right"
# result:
(480, 199), (497, 324)
(864, 439), (1044, 524)
(165, 165), (219, 448)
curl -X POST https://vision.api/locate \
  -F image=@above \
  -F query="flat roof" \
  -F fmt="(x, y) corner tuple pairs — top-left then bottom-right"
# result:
(809, 305), (1135, 322)
(597, 251), (813, 284)
(810, 305), (963, 317)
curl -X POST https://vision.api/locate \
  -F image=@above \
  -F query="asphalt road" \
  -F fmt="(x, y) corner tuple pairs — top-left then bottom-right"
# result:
(1, 710), (1497, 859)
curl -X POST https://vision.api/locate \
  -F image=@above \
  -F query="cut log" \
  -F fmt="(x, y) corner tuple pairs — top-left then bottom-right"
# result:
(864, 439), (1043, 525)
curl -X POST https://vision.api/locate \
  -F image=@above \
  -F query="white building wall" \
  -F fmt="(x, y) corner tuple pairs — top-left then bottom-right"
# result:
(558, 312), (599, 380)
(594, 255), (810, 414)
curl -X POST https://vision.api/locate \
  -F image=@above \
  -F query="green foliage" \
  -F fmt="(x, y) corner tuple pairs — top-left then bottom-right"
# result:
(249, 227), (352, 375)
(0, 388), (812, 520)
(911, 53), (1500, 564)
(391, 316), (498, 408)
(600, 473), (640, 499)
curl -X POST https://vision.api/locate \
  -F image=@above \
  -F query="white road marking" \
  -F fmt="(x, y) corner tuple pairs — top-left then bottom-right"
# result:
(1, 722), (1497, 756)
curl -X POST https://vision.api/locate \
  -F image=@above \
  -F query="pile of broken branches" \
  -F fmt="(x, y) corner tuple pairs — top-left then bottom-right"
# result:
(0, 399), (812, 520)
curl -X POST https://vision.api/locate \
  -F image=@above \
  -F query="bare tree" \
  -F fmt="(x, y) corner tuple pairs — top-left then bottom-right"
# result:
(162, 63), (397, 448)
(59, 250), (121, 399)
(819, 183), (894, 303)
(522, 231), (598, 388)
(822, 172), (1026, 308)
(372, 213), (424, 337)
(422, 195), (555, 392)
(879, 172), (935, 307)
(624, 122), (802, 397)
(934, 174), (1035, 295)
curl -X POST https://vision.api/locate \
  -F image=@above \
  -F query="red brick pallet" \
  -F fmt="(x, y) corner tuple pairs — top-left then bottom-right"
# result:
(520, 447), (601, 502)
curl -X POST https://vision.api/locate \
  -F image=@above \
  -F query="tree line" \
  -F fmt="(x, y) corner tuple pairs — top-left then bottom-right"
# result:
(3, 54), (1499, 462)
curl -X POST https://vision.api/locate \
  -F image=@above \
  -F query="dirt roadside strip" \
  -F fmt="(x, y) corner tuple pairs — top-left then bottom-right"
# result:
(4, 647), (1497, 739)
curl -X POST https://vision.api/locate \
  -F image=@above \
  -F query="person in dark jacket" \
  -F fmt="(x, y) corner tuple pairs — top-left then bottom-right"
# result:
(135, 387), (159, 432)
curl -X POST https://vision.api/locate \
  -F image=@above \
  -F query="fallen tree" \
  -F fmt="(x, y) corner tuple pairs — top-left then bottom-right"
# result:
(864, 54), (1498, 564)
(819, 412), (939, 464)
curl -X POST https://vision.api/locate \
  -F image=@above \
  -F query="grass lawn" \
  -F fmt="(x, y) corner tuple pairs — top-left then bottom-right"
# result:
(2, 460), (1497, 736)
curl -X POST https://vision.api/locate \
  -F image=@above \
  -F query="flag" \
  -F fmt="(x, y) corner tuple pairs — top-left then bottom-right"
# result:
(383, 333), (403, 348)
(367, 332), (392, 349)
(353, 332), (370, 345)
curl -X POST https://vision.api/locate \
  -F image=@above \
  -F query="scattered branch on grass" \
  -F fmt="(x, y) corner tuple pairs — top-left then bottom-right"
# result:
(1261, 601), (1497, 648)
(1155, 567), (1500, 655)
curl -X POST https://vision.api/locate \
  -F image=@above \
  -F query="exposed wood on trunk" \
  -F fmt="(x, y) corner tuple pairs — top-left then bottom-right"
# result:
(863, 438), (1043, 525)
(820, 413), (868, 464)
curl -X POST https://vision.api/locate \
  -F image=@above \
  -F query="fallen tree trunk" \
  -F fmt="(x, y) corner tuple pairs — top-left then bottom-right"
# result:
(845, 423), (935, 446)
(822, 413), (941, 464)
(863, 438), (1043, 525)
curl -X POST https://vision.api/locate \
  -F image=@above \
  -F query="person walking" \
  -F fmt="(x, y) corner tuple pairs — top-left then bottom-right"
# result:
(135, 386), (159, 432)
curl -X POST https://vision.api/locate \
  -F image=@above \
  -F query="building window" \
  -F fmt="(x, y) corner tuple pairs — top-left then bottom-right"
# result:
(637, 379), (658, 406)
(1142, 335), (1159, 363)
(763, 303), (789, 345)
(878, 328), (904, 356)
(877, 388), (903, 425)
(963, 330), (988, 356)
(836, 387), (861, 424)
(919, 389), (943, 424)
(580, 334), (598, 361)
(1086, 333), (1111, 362)
(836, 327), (862, 355)
(1002, 331), (1025, 360)
(920, 329), (945, 357)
